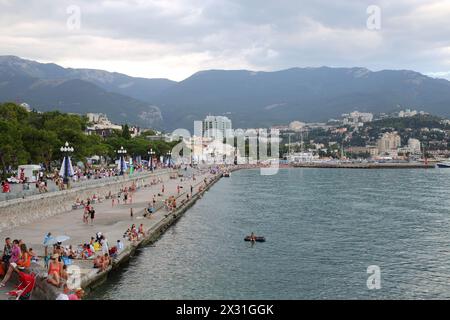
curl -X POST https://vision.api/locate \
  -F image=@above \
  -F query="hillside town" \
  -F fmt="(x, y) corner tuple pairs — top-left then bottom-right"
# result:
(7, 102), (450, 171)
(275, 109), (450, 162)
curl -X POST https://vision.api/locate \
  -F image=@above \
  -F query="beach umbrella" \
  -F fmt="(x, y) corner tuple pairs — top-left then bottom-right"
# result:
(46, 235), (71, 246)
(43, 234), (53, 246)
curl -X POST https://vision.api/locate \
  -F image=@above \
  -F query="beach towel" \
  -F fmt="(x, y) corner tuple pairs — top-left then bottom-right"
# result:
(62, 256), (72, 266)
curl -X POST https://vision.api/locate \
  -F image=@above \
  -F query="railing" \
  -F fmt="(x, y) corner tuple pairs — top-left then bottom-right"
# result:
(0, 169), (171, 202)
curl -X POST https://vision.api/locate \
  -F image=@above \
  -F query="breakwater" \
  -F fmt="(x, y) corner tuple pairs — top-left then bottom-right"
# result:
(30, 166), (238, 300)
(83, 172), (225, 296)
(292, 162), (436, 169)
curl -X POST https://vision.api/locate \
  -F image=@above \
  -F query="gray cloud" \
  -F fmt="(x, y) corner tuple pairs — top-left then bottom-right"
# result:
(0, 0), (449, 80)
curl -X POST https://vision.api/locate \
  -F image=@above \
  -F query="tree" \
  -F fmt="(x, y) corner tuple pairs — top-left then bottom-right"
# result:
(0, 103), (179, 173)
(0, 120), (27, 178)
(21, 127), (59, 169)
(122, 124), (131, 140)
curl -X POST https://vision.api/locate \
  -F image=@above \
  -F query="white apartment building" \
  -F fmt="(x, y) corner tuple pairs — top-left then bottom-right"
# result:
(407, 138), (422, 154)
(202, 115), (233, 139)
(85, 113), (122, 137)
(342, 111), (374, 126)
(377, 132), (402, 154)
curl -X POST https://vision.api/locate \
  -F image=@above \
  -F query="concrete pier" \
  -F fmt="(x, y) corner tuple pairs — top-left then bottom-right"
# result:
(292, 162), (436, 169)
(0, 165), (236, 300)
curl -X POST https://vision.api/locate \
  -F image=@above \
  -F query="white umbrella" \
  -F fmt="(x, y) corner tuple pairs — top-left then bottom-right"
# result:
(46, 235), (71, 246)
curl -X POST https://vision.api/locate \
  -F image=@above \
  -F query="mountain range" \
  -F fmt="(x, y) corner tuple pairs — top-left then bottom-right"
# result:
(1, 55), (450, 130)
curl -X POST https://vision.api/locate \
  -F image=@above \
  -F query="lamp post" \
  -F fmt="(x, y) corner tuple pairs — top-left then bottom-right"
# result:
(166, 151), (172, 168)
(117, 146), (127, 175)
(60, 141), (74, 186)
(148, 148), (155, 172)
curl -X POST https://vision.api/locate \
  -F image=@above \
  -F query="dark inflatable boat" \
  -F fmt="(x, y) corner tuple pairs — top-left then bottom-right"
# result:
(244, 236), (266, 242)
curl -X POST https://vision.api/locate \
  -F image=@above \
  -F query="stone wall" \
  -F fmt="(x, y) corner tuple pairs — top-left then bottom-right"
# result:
(0, 170), (169, 233)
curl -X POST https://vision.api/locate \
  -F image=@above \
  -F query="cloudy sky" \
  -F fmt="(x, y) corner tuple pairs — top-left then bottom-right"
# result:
(1, 0), (450, 81)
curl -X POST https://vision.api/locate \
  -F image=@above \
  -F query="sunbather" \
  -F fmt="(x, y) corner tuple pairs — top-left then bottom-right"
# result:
(47, 254), (62, 287)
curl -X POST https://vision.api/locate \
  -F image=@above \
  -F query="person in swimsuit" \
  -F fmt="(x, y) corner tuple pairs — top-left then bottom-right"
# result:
(0, 243), (31, 287)
(47, 254), (62, 287)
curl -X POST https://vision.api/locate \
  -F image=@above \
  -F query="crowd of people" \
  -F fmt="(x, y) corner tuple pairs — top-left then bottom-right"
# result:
(1, 238), (35, 285)
(0, 238), (37, 299)
(123, 224), (146, 242)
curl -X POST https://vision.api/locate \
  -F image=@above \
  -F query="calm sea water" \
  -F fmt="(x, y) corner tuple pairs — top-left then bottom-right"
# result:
(90, 168), (450, 300)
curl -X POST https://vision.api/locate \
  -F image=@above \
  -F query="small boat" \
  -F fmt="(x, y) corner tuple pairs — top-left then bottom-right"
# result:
(244, 236), (266, 242)
(222, 172), (231, 177)
(437, 162), (450, 168)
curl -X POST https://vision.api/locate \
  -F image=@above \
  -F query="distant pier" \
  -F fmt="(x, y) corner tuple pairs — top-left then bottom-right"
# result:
(291, 162), (436, 169)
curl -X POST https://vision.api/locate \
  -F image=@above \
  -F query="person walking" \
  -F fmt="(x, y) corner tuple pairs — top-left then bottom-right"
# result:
(101, 236), (109, 256)
(90, 206), (95, 225)
(83, 204), (90, 224)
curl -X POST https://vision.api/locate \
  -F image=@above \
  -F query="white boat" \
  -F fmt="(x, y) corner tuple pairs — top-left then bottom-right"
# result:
(436, 162), (450, 168)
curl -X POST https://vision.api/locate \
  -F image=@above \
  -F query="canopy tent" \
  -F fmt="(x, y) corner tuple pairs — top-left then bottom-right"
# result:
(17, 165), (42, 182)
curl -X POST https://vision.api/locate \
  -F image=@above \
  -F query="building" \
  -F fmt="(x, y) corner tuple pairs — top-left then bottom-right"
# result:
(377, 132), (401, 154)
(398, 109), (418, 118)
(289, 121), (306, 132)
(202, 115), (233, 139)
(407, 138), (422, 154)
(271, 125), (290, 131)
(129, 126), (141, 138)
(342, 111), (374, 127)
(398, 109), (417, 118)
(333, 127), (348, 134)
(345, 146), (379, 157)
(20, 102), (31, 112)
(286, 152), (318, 163)
(85, 113), (122, 137)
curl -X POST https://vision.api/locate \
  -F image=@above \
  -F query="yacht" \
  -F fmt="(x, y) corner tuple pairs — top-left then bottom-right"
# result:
(436, 161), (450, 168)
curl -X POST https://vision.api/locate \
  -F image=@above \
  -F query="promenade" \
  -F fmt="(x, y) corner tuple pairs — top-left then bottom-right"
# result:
(0, 165), (223, 299)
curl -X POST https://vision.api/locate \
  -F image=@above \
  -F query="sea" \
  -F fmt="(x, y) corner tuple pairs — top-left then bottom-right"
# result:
(90, 168), (450, 299)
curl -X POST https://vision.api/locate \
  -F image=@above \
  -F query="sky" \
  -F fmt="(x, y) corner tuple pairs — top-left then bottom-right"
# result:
(1, 0), (450, 81)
